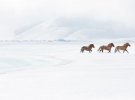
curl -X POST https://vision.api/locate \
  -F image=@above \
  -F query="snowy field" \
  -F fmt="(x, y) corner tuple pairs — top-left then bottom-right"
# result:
(0, 41), (135, 100)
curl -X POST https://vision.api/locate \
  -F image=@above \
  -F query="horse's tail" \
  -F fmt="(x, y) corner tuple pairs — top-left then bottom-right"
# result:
(115, 47), (118, 53)
(98, 47), (101, 52)
(80, 47), (84, 53)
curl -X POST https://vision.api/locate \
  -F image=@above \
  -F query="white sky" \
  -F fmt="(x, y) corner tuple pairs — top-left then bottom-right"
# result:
(0, 0), (135, 40)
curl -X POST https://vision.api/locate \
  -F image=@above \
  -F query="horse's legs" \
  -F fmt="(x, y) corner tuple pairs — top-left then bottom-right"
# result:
(102, 49), (103, 53)
(89, 50), (92, 53)
(108, 49), (111, 53)
(118, 49), (121, 53)
(125, 49), (129, 53)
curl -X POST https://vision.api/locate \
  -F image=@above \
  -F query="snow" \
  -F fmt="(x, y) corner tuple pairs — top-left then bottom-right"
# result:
(0, 41), (135, 100)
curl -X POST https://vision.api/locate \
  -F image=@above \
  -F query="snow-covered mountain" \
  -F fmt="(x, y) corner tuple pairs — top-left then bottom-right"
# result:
(14, 18), (135, 41)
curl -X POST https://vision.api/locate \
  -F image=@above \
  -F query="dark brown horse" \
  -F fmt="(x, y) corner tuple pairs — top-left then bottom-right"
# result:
(98, 43), (115, 53)
(115, 43), (131, 53)
(80, 44), (95, 53)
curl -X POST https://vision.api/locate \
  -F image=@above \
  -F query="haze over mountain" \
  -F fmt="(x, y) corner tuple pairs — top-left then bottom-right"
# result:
(0, 0), (135, 40)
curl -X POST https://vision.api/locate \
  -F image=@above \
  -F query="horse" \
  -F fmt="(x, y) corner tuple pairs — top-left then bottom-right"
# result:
(115, 43), (131, 53)
(80, 44), (95, 53)
(98, 43), (115, 53)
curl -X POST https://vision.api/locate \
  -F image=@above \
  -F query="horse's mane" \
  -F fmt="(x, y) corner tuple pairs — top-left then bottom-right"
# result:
(108, 43), (114, 47)
(123, 43), (130, 46)
(88, 44), (94, 47)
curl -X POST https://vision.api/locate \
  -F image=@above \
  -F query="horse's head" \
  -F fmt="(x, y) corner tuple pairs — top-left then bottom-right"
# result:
(88, 44), (95, 48)
(108, 43), (115, 47)
(125, 43), (131, 47)
(91, 44), (95, 48)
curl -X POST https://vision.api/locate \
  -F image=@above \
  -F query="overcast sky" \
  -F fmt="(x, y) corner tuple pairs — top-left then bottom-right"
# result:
(0, 0), (135, 40)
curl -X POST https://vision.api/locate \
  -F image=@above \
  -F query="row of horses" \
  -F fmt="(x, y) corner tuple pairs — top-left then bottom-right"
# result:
(80, 43), (131, 53)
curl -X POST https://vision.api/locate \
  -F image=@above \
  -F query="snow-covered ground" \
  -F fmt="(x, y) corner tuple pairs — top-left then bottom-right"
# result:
(0, 41), (135, 100)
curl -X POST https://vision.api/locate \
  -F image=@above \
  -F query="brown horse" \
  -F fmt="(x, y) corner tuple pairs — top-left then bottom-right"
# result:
(115, 43), (131, 53)
(98, 43), (115, 53)
(80, 44), (95, 53)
